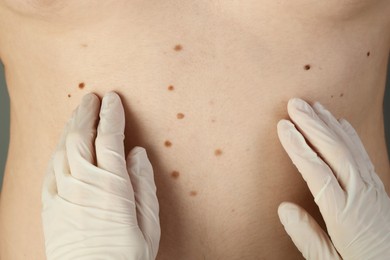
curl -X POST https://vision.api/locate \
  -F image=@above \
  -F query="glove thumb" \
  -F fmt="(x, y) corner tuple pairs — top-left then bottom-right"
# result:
(278, 202), (341, 260)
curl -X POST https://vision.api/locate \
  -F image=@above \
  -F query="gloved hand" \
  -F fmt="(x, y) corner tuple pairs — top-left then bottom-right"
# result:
(276, 98), (390, 260)
(41, 92), (160, 260)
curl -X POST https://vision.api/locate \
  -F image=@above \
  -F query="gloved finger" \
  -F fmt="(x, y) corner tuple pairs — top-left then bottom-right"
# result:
(312, 102), (373, 186)
(338, 118), (384, 190)
(127, 146), (161, 259)
(287, 98), (364, 193)
(277, 119), (345, 213)
(95, 92), (128, 179)
(66, 93), (100, 180)
(278, 202), (342, 260)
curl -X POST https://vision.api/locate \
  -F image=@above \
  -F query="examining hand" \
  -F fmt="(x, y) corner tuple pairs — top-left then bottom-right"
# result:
(41, 92), (160, 260)
(277, 98), (390, 260)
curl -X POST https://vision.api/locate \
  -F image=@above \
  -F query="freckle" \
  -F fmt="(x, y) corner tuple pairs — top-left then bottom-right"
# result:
(189, 190), (197, 196)
(174, 44), (183, 51)
(214, 149), (223, 156)
(67, 94), (71, 98)
(367, 51), (370, 57)
(168, 85), (174, 91)
(164, 140), (172, 147)
(340, 93), (344, 97)
(304, 64), (311, 70)
(211, 119), (216, 123)
(331, 95), (334, 98)
(209, 100), (214, 105)
(177, 113), (185, 119)
(231, 209), (235, 212)
(171, 170), (180, 179)
(81, 44), (88, 48)
(78, 82), (85, 89)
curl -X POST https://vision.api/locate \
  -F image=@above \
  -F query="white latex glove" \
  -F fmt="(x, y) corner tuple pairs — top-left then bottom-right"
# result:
(276, 98), (390, 260)
(41, 92), (160, 260)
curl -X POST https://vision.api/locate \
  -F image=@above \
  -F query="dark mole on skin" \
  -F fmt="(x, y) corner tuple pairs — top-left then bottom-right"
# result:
(67, 94), (71, 98)
(189, 190), (198, 196)
(367, 51), (370, 57)
(78, 82), (85, 89)
(331, 95), (334, 98)
(340, 93), (344, 97)
(177, 113), (185, 119)
(174, 44), (183, 51)
(304, 64), (311, 70)
(215, 149), (223, 156)
(164, 140), (172, 147)
(168, 85), (174, 91)
(171, 171), (180, 179)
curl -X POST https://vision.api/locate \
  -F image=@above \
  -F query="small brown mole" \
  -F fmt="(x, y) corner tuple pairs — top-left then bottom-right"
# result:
(78, 82), (85, 89)
(189, 190), (198, 196)
(211, 119), (216, 123)
(164, 140), (172, 147)
(177, 113), (185, 119)
(171, 170), (180, 179)
(168, 85), (174, 91)
(304, 64), (311, 70)
(331, 95), (334, 98)
(174, 44), (183, 51)
(231, 209), (235, 213)
(67, 94), (71, 98)
(367, 51), (370, 57)
(340, 93), (344, 97)
(214, 149), (223, 156)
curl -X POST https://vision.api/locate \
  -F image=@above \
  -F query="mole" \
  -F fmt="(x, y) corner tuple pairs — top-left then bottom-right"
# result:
(78, 82), (85, 89)
(211, 119), (216, 123)
(67, 94), (71, 98)
(168, 85), (174, 91)
(231, 209), (235, 213)
(304, 64), (311, 70)
(177, 113), (185, 119)
(189, 190), (198, 196)
(340, 93), (344, 97)
(367, 51), (370, 57)
(164, 140), (172, 147)
(174, 44), (183, 51)
(331, 95), (334, 98)
(214, 149), (223, 156)
(171, 171), (180, 179)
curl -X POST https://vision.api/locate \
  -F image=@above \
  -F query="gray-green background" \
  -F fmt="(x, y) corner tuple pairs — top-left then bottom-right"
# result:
(1, 61), (390, 192)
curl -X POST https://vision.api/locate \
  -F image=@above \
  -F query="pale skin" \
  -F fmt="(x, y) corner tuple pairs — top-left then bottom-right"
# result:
(1, 1), (390, 259)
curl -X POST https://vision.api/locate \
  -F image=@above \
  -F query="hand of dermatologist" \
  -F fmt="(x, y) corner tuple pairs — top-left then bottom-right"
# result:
(277, 98), (390, 260)
(41, 92), (160, 260)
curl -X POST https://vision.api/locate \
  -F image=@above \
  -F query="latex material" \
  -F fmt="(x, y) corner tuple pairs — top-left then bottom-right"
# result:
(277, 98), (390, 260)
(41, 92), (160, 260)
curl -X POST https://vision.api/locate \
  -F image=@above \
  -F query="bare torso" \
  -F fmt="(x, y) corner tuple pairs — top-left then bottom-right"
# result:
(0, 1), (389, 259)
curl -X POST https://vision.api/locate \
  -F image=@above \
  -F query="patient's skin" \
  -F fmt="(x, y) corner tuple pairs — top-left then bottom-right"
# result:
(0, 1), (390, 259)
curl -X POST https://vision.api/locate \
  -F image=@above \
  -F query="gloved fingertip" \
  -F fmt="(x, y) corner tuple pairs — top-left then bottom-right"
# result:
(312, 101), (325, 111)
(102, 91), (121, 110)
(277, 119), (294, 132)
(278, 202), (303, 226)
(128, 146), (147, 158)
(127, 146), (153, 177)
